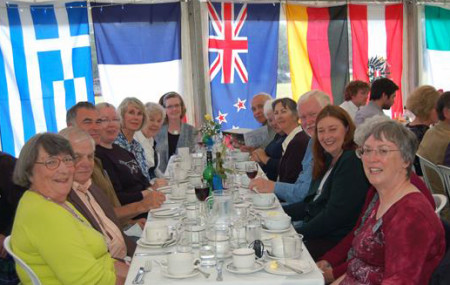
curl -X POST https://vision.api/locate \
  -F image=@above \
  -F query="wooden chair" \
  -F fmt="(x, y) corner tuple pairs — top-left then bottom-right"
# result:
(3, 236), (41, 285)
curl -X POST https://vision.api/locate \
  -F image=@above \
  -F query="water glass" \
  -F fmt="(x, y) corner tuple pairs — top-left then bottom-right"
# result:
(245, 216), (262, 244)
(199, 245), (216, 267)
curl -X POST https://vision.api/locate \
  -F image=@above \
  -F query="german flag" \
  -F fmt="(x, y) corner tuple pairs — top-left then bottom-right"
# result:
(286, 5), (349, 103)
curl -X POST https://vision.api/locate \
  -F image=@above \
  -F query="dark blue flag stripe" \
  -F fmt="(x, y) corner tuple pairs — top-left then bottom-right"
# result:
(0, 46), (15, 153)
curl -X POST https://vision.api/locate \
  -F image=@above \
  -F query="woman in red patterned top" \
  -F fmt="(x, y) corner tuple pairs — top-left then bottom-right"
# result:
(333, 120), (445, 285)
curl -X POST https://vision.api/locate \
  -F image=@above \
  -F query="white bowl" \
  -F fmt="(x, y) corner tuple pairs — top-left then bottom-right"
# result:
(252, 193), (275, 207)
(263, 214), (291, 230)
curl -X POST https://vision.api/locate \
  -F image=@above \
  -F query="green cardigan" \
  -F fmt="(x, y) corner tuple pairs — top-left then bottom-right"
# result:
(299, 150), (370, 241)
(11, 191), (116, 285)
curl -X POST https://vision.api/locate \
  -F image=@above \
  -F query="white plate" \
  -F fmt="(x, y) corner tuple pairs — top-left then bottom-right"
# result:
(136, 237), (176, 248)
(262, 226), (291, 234)
(225, 260), (264, 274)
(137, 236), (176, 246)
(253, 203), (278, 210)
(151, 208), (180, 217)
(265, 250), (302, 260)
(169, 195), (186, 200)
(264, 260), (313, 276)
(161, 269), (200, 279)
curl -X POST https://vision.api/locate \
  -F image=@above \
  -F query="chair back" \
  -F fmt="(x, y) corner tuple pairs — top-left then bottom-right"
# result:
(438, 165), (450, 198)
(433, 194), (448, 216)
(417, 154), (446, 194)
(3, 236), (41, 285)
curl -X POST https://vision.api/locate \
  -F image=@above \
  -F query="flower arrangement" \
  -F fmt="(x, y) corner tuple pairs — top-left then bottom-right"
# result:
(200, 114), (222, 146)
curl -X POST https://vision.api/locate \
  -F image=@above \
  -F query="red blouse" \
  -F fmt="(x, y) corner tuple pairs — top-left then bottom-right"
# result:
(341, 192), (445, 285)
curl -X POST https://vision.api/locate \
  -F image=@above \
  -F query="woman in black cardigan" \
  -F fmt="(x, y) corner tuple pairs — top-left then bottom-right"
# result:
(284, 105), (370, 260)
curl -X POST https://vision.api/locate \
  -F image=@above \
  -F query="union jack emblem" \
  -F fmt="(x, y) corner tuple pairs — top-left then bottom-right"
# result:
(208, 2), (248, 84)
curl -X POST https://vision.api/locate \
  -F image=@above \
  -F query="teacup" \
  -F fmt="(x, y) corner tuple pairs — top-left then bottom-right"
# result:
(188, 174), (202, 186)
(262, 212), (291, 230)
(232, 248), (255, 269)
(252, 193), (275, 207)
(186, 189), (197, 203)
(171, 182), (189, 198)
(270, 235), (302, 258)
(145, 221), (169, 243)
(167, 252), (199, 276)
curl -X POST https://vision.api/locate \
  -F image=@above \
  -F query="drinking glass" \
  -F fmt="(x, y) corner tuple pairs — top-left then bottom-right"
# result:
(245, 215), (262, 244)
(194, 182), (210, 202)
(245, 162), (258, 179)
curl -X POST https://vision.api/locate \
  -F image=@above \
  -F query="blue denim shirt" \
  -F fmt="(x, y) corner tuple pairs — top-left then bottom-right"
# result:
(274, 138), (313, 204)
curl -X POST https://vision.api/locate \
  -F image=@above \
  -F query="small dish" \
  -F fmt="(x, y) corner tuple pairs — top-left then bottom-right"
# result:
(225, 260), (264, 274)
(161, 269), (200, 279)
(252, 202), (277, 210)
(262, 226), (291, 234)
(265, 249), (302, 260)
(137, 237), (176, 248)
(151, 208), (179, 217)
(264, 260), (313, 276)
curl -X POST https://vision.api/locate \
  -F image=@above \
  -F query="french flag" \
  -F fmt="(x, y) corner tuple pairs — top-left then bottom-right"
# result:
(349, 4), (403, 118)
(91, 3), (182, 106)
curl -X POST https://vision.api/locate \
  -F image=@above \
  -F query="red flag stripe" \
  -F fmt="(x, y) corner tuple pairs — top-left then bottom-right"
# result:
(385, 4), (404, 118)
(307, 7), (333, 103)
(349, 5), (369, 82)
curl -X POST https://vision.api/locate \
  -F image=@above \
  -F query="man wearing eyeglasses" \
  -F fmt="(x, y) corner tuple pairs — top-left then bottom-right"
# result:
(66, 102), (163, 225)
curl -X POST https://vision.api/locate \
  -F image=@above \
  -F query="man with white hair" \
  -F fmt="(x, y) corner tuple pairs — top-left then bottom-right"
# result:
(249, 90), (331, 204)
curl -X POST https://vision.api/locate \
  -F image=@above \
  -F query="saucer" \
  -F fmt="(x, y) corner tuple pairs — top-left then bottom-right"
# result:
(253, 202), (277, 210)
(225, 260), (264, 274)
(265, 249), (302, 260)
(262, 226), (291, 234)
(151, 208), (180, 217)
(137, 237), (176, 248)
(161, 269), (199, 279)
(169, 194), (186, 200)
(264, 260), (313, 276)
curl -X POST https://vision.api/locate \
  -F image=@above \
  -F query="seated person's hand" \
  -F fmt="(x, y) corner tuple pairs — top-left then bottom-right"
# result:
(240, 145), (257, 153)
(316, 260), (335, 284)
(249, 177), (275, 193)
(114, 260), (129, 285)
(141, 190), (166, 209)
(152, 178), (168, 189)
(251, 148), (269, 164)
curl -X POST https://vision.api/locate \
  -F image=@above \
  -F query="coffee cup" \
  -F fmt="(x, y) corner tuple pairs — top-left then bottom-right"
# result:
(262, 212), (291, 230)
(167, 252), (199, 276)
(145, 221), (169, 243)
(186, 189), (197, 203)
(232, 248), (255, 269)
(270, 235), (302, 258)
(252, 193), (275, 207)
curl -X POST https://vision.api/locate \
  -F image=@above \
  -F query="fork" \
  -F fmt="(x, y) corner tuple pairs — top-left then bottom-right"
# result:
(132, 260), (152, 284)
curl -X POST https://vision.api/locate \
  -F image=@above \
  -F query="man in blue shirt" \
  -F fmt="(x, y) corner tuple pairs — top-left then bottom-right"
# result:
(249, 90), (330, 205)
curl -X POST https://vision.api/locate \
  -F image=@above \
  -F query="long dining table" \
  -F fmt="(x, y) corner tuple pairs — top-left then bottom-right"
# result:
(124, 178), (325, 285)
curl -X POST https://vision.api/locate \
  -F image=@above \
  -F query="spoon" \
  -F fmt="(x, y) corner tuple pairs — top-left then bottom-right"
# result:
(194, 260), (211, 278)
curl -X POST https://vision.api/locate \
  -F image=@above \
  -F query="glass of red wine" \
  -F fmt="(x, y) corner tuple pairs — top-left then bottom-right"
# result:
(195, 182), (210, 202)
(245, 162), (258, 179)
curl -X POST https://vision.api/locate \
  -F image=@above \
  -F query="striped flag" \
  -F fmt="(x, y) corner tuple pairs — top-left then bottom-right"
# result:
(349, 4), (403, 118)
(92, 3), (182, 107)
(286, 5), (349, 103)
(0, 1), (93, 156)
(424, 5), (450, 91)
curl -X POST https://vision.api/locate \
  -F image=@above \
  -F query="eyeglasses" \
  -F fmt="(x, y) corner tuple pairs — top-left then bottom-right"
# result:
(356, 147), (401, 158)
(35, 156), (75, 170)
(166, 104), (181, 110)
(100, 118), (120, 124)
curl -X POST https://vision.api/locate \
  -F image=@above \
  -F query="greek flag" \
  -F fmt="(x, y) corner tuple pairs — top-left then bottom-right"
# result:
(0, 1), (94, 156)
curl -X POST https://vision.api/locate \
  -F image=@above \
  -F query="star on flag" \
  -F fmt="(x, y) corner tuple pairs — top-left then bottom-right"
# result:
(216, 111), (228, 124)
(233, 98), (247, 112)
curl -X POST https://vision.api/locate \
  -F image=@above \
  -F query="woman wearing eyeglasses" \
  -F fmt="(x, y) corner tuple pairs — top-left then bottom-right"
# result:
(155, 92), (196, 173)
(333, 121), (445, 285)
(10, 133), (123, 284)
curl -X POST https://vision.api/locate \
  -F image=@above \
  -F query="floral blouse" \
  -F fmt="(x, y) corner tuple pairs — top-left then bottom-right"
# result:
(114, 132), (151, 182)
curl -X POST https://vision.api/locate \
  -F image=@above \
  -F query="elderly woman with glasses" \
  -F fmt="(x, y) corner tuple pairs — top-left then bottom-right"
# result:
(333, 121), (445, 285)
(10, 133), (126, 284)
(156, 92), (196, 173)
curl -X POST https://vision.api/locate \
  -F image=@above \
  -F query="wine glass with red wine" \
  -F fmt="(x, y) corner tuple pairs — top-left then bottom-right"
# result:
(245, 162), (258, 179)
(195, 182), (210, 202)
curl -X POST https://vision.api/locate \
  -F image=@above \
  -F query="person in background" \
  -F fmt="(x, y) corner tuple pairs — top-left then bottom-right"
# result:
(249, 90), (330, 204)
(61, 127), (136, 259)
(68, 102), (157, 225)
(405, 85), (441, 175)
(115, 97), (151, 182)
(333, 120), (444, 285)
(284, 106), (370, 259)
(339, 80), (370, 120)
(418, 91), (450, 221)
(250, 99), (286, 181)
(273, 98), (310, 184)
(96, 104), (165, 217)
(251, 92), (272, 126)
(354, 78), (398, 125)
(134, 102), (166, 180)
(317, 116), (435, 284)
(0, 152), (26, 285)
(11, 133), (126, 284)
(156, 92), (196, 173)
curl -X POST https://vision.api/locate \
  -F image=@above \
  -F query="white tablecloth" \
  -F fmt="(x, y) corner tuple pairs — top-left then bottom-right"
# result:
(125, 191), (325, 285)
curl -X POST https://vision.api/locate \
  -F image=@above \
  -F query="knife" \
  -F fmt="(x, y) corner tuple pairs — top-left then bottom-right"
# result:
(278, 261), (303, 274)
